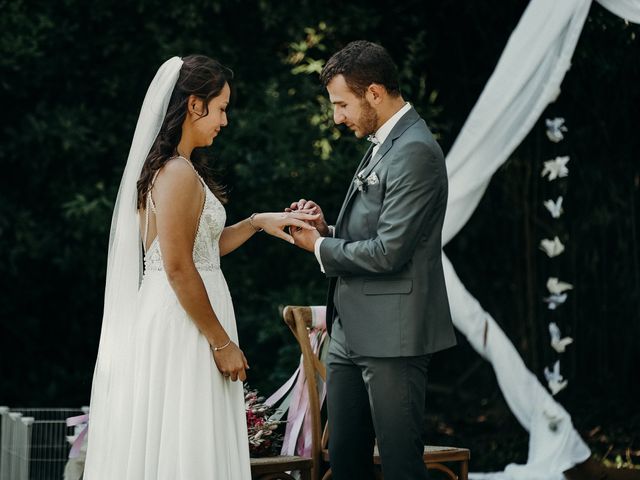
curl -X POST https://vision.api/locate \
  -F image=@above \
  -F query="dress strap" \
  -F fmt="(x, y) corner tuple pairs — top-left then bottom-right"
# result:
(143, 169), (162, 252)
(148, 169), (161, 211)
(143, 192), (151, 250)
(176, 155), (206, 187)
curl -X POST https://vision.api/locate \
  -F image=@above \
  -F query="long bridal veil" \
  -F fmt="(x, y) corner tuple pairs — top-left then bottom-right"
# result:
(85, 56), (183, 468)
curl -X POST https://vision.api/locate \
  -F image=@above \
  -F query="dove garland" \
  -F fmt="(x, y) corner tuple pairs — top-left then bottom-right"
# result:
(539, 236), (565, 258)
(546, 276), (573, 295)
(549, 322), (573, 353)
(541, 118), (574, 402)
(541, 155), (570, 181)
(545, 117), (568, 143)
(543, 196), (564, 218)
(544, 293), (568, 310)
(544, 360), (569, 395)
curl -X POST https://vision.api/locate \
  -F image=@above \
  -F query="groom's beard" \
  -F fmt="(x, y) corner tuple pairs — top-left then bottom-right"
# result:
(358, 99), (379, 137)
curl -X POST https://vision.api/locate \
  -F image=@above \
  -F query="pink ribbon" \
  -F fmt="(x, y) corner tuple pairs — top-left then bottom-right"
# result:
(66, 413), (89, 458)
(294, 330), (327, 457)
(265, 366), (300, 408)
(310, 306), (327, 330)
(268, 306), (328, 458)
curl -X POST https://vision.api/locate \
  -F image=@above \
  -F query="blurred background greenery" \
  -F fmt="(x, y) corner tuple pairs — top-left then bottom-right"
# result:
(1, 0), (638, 470)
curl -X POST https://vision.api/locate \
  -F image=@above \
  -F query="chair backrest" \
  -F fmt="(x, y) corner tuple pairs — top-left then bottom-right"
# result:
(282, 306), (328, 480)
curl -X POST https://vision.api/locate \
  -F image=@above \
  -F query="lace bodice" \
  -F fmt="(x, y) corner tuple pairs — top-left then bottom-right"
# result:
(143, 163), (226, 273)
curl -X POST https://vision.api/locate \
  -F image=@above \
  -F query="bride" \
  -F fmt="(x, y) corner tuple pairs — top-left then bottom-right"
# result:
(83, 55), (318, 479)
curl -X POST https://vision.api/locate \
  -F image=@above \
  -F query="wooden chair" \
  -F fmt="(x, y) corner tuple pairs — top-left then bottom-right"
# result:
(282, 306), (471, 480)
(250, 455), (312, 480)
(249, 311), (314, 479)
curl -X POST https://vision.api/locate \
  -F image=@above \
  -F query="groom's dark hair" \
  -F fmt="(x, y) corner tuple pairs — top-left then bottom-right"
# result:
(320, 40), (401, 98)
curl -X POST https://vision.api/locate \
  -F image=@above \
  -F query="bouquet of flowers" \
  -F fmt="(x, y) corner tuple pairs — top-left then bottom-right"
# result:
(245, 386), (285, 457)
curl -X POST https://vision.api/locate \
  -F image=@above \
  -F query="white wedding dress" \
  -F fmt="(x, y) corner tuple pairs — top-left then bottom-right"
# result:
(84, 158), (251, 479)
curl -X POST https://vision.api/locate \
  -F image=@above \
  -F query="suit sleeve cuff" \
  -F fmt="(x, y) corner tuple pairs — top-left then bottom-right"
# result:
(314, 237), (326, 273)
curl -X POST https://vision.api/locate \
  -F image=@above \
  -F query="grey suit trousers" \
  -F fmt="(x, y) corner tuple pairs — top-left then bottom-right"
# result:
(326, 318), (431, 480)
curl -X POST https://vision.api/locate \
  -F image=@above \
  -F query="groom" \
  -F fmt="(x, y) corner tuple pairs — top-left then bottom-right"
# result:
(289, 41), (456, 480)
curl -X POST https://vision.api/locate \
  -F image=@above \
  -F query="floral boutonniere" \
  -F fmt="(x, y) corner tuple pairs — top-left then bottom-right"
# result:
(354, 171), (379, 192)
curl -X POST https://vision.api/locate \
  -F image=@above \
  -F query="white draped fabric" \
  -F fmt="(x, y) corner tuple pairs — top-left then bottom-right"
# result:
(439, 0), (640, 477)
(598, 0), (640, 23)
(443, 0), (591, 244)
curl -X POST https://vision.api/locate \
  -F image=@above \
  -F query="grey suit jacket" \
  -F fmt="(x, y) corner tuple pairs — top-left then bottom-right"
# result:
(320, 107), (456, 357)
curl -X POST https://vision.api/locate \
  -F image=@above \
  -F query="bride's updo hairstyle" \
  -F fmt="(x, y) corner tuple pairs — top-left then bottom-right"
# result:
(137, 54), (233, 208)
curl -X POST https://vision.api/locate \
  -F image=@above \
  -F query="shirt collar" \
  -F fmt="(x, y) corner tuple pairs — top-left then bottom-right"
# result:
(373, 102), (412, 146)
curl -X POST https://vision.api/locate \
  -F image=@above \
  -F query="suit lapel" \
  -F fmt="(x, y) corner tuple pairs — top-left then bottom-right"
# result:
(358, 140), (392, 182)
(335, 144), (373, 229)
(334, 107), (422, 233)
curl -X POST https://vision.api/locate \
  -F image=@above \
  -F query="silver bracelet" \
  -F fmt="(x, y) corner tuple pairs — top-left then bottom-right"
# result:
(212, 339), (232, 352)
(249, 213), (263, 232)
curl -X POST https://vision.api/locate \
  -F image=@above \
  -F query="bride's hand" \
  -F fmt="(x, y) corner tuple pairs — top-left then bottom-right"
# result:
(252, 211), (320, 244)
(285, 199), (330, 237)
(212, 341), (249, 382)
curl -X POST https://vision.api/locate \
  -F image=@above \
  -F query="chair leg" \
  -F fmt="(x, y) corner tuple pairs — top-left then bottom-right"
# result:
(460, 460), (469, 480)
(427, 463), (457, 479)
(300, 469), (312, 480)
(321, 469), (333, 480)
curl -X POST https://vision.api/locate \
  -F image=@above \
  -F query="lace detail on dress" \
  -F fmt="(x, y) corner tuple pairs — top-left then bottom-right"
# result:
(191, 188), (226, 271)
(143, 161), (226, 273)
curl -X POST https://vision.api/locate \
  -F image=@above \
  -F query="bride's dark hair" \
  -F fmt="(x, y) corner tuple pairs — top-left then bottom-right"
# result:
(136, 54), (233, 209)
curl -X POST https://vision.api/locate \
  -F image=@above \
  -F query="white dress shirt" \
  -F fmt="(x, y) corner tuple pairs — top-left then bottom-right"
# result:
(314, 102), (412, 272)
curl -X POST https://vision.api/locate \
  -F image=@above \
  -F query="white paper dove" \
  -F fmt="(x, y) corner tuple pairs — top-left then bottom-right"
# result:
(549, 322), (573, 352)
(545, 117), (568, 143)
(544, 360), (568, 395)
(541, 156), (570, 181)
(544, 293), (568, 310)
(546, 277), (573, 295)
(539, 236), (565, 258)
(544, 196), (564, 218)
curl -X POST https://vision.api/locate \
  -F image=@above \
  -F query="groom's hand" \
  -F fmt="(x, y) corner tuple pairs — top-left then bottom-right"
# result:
(285, 198), (330, 236)
(291, 225), (321, 252)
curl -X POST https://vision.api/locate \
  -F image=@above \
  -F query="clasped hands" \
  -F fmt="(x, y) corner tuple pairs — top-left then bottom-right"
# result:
(284, 198), (329, 252)
(213, 200), (325, 382)
(244, 199), (327, 251)
(249, 209), (320, 245)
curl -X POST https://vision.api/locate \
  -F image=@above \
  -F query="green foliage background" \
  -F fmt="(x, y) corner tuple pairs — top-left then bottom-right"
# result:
(1, 0), (638, 467)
